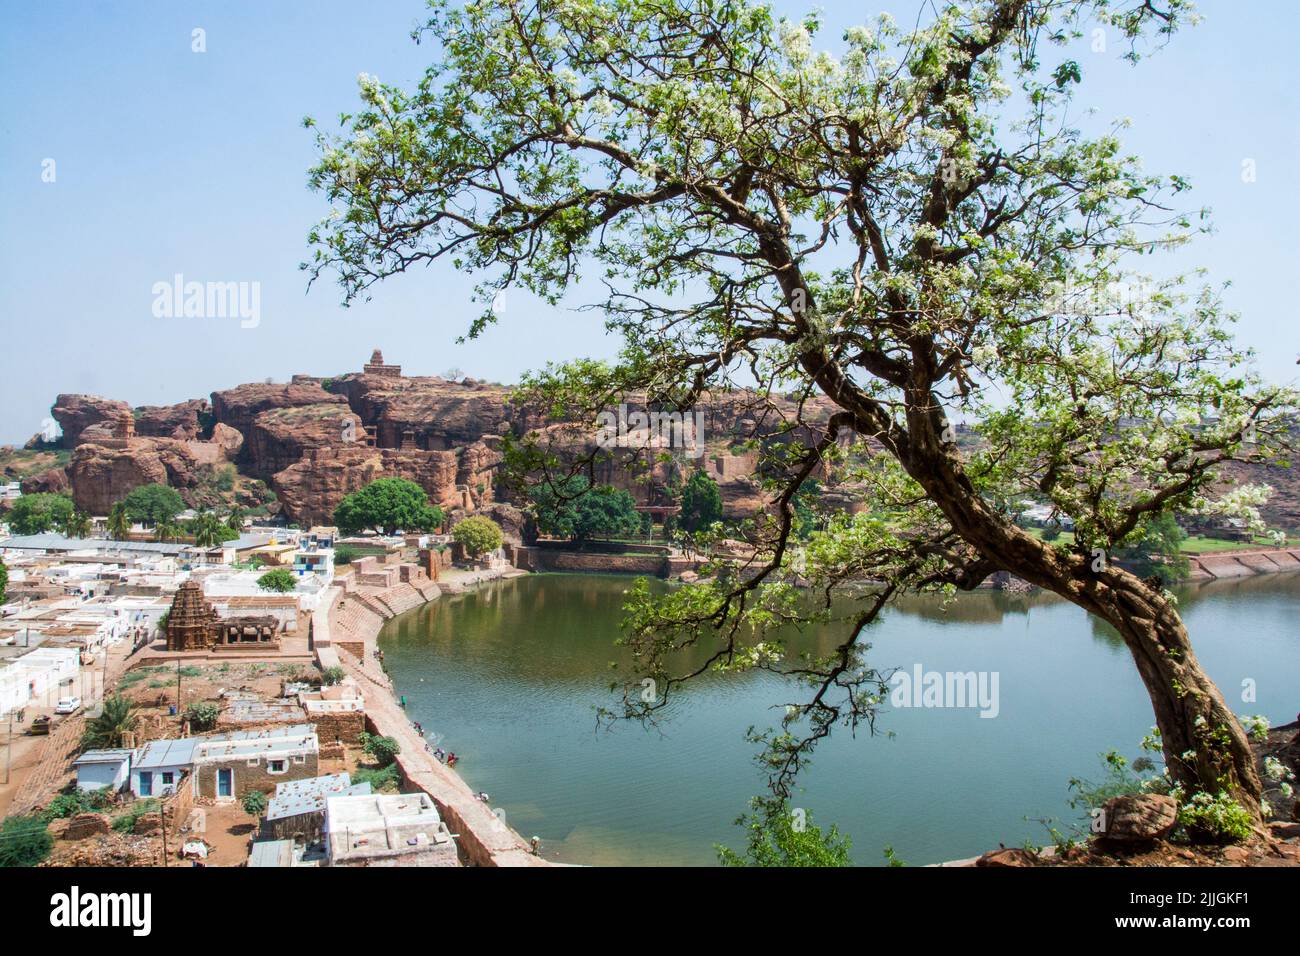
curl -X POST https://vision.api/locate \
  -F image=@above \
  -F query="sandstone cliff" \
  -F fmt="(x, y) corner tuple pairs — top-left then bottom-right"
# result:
(51, 394), (133, 448)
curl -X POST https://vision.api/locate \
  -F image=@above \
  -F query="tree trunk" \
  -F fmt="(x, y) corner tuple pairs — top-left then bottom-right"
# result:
(900, 431), (1263, 826)
(1075, 567), (1263, 820)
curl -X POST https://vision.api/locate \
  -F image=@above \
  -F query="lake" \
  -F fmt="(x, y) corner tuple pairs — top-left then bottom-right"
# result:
(378, 571), (1300, 866)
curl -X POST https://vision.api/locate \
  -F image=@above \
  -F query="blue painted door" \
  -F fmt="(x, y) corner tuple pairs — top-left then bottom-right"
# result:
(217, 768), (232, 798)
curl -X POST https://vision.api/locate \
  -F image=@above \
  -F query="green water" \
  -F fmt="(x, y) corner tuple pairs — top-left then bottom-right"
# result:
(378, 572), (1300, 866)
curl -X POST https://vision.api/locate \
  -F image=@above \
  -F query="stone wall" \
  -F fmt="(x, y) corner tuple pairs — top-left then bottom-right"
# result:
(1187, 548), (1300, 581)
(511, 545), (669, 577)
(311, 711), (366, 745)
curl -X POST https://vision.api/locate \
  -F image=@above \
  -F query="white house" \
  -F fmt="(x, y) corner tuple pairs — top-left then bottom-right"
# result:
(0, 646), (81, 713)
(73, 749), (133, 792)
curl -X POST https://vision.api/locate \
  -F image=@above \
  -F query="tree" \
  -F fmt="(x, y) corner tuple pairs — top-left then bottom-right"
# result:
(333, 478), (444, 535)
(678, 471), (724, 534)
(257, 568), (297, 593)
(530, 475), (641, 543)
(107, 502), (131, 541)
(0, 815), (53, 868)
(0, 557), (7, 605)
(242, 790), (268, 817)
(717, 797), (852, 867)
(188, 511), (238, 548)
(60, 508), (93, 539)
(122, 483), (184, 526)
(7, 493), (74, 535)
(451, 515), (504, 558)
(153, 521), (183, 543)
(82, 695), (138, 750)
(306, 0), (1290, 824)
(226, 505), (247, 531)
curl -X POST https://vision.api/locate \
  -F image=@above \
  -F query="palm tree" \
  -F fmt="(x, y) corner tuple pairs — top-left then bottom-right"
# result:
(225, 505), (246, 532)
(81, 695), (138, 750)
(189, 511), (226, 548)
(60, 509), (92, 539)
(154, 521), (182, 543)
(107, 502), (131, 541)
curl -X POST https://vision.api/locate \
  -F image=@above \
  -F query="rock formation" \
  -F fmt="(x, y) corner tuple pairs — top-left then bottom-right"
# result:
(134, 399), (210, 440)
(243, 404), (363, 480)
(51, 394), (133, 448)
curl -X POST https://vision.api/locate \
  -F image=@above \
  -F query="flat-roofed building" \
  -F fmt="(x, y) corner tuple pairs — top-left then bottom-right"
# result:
(324, 792), (459, 867)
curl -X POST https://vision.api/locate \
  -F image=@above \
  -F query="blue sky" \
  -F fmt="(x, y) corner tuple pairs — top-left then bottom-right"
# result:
(1, 0), (1296, 444)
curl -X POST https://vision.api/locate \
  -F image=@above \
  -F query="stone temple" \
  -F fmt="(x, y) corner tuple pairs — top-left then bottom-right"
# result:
(362, 349), (402, 378)
(165, 580), (280, 652)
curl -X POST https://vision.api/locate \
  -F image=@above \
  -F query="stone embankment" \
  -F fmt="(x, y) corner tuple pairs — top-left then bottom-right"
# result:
(1186, 548), (1300, 581)
(313, 561), (550, 866)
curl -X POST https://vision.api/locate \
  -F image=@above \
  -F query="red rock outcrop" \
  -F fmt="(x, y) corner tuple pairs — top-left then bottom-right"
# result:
(271, 443), (500, 526)
(135, 399), (210, 439)
(51, 394), (133, 448)
(67, 437), (234, 514)
(20, 467), (70, 496)
(210, 382), (347, 440)
(242, 404), (363, 480)
(327, 374), (522, 450)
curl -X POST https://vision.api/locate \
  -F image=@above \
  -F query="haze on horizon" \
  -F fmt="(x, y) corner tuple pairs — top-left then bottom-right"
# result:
(2, 0), (1297, 445)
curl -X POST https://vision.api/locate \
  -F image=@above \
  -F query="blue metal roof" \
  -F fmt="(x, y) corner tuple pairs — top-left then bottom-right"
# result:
(73, 748), (133, 766)
(132, 737), (200, 770)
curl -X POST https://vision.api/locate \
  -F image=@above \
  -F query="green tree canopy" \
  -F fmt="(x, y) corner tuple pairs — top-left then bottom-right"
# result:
(188, 511), (239, 548)
(257, 568), (298, 593)
(451, 514), (504, 558)
(1116, 512), (1190, 585)
(0, 556), (8, 605)
(530, 475), (642, 542)
(7, 493), (74, 535)
(678, 470), (724, 534)
(121, 483), (184, 526)
(333, 478), (444, 535)
(306, 0), (1292, 824)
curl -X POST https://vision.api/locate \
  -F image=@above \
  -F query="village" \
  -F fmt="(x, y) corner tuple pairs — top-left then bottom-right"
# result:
(0, 513), (550, 868)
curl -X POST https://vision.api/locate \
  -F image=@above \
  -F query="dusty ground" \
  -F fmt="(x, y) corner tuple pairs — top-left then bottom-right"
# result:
(114, 659), (319, 741)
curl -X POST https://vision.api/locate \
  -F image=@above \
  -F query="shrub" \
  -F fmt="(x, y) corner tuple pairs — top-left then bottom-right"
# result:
(242, 790), (268, 817)
(184, 702), (220, 732)
(0, 815), (53, 867)
(322, 666), (346, 686)
(1176, 790), (1254, 843)
(360, 732), (401, 767)
(112, 799), (159, 834)
(351, 765), (401, 792)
